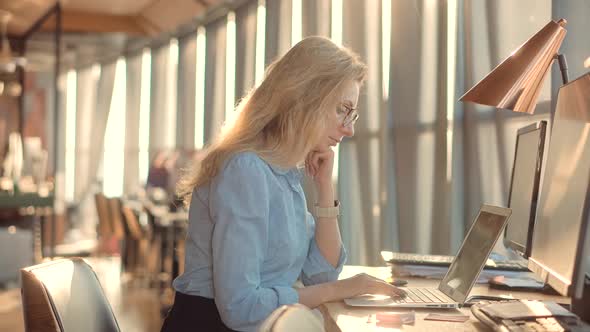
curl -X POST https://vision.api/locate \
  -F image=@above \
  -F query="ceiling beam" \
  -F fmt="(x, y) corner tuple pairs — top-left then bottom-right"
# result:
(133, 15), (161, 37)
(39, 9), (153, 36)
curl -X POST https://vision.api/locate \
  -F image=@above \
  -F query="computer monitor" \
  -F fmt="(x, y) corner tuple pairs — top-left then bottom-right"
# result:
(528, 73), (590, 301)
(504, 121), (547, 257)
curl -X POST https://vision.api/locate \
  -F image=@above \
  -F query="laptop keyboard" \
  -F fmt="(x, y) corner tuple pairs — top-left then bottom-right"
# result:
(386, 252), (529, 271)
(471, 301), (589, 332)
(501, 317), (574, 332)
(393, 288), (448, 303)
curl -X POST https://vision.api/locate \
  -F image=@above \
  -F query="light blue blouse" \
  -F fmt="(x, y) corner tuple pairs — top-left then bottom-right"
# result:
(172, 152), (347, 331)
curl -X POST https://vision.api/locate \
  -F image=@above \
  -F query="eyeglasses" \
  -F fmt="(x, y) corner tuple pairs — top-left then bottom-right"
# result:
(337, 104), (359, 127)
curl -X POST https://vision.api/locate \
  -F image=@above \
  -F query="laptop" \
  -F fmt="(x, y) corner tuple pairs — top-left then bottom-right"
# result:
(345, 204), (512, 309)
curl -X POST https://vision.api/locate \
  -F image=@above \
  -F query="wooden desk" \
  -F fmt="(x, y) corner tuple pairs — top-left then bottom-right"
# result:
(319, 266), (569, 332)
(139, 199), (189, 308)
(0, 191), (54, 209)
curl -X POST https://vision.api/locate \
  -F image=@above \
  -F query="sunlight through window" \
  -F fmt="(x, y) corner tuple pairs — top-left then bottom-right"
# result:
(65, 70), (77, 202)
(225, 12), (237, 125)
(195, 27), (207, 149)
(382, 0), (391, 101)
(291, 0), (302, 46)
(167, 39), (179, 148)
(446, 0), (457, 182)
(139, 49), (152, 184)
(255, 0), (267, 86)
(331, 0), (343, 181)
(331, 0), (342, 46)
(103, 58), (126, 197)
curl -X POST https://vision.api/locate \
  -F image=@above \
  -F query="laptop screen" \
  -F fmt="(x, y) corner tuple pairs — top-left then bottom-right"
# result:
(438, 205), (512, 303)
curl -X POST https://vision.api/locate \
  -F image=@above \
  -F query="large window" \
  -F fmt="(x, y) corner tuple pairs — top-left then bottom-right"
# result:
(194, 27), (206, 149)
(225, 12), (237, 124)
(139, 49), (152, 184)
(166, 39), (179, 148)
(255, 0), (266, 86)
(331, 0), (342, 181)
(64, 70), (77, 202)
(102, 58), (126, 197)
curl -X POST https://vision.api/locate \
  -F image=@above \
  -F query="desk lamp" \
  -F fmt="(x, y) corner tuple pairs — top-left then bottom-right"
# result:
(460, 19), (568, 116)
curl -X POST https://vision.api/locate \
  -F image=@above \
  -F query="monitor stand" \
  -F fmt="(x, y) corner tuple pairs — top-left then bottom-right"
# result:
(571, 275), (590, 323)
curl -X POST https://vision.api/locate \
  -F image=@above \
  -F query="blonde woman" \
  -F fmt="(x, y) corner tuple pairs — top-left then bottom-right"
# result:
(161, 36), (405, 332)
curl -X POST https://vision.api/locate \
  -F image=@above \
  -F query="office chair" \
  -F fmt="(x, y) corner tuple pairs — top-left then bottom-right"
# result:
(20, 258), (120, 332)
(258, 303), (325, 332)
(94, 193), (112, 239)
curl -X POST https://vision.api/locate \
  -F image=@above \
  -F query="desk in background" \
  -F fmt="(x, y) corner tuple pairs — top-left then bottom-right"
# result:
(319, 266), (569, 332)
(0, 191), (54, 262)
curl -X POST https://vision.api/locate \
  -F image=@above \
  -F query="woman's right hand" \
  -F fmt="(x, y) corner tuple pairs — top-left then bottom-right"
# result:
(296, 273), (406, 309)
(344, 273), (406, 298)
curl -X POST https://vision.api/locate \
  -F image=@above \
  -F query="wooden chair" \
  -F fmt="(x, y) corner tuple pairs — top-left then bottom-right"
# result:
(107, 198), (126, 240)
(94, 193), (112, 239)
(121, 205), (151, 282)
(20, 258), (120, 332)
(94, 193), (118, 255)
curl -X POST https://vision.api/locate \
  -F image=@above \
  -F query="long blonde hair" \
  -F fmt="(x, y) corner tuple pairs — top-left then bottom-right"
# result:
(177, 36), (367, 204)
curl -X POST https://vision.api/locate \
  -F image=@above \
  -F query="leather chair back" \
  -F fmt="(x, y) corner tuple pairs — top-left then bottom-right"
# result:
(20, 258), (120, 332)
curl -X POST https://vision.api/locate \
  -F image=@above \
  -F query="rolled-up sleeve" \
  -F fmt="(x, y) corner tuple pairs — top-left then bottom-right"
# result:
(210, 156), (299, 330)
(300, 213), (347, 286)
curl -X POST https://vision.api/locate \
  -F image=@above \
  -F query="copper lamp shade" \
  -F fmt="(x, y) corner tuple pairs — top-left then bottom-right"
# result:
(460, 19), (567, 114)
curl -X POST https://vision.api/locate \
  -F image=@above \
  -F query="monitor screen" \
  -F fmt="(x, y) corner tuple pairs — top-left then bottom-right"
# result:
(439, 205), (512, 303)
(529, 73), (590, 298)
(505, 121), (547, 257)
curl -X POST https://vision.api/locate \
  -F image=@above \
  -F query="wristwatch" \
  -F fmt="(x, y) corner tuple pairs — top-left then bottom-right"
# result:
(312, 200), (340, 219)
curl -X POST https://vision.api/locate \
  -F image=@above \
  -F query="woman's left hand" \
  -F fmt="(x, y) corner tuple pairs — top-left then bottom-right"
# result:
(305, 148), (335, 188)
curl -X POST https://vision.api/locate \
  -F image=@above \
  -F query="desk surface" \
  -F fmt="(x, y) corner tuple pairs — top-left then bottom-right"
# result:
(319, 266), (569, 332)
(0, 192), (54, 209)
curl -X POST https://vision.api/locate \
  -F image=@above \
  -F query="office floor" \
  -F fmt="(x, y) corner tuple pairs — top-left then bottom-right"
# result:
(0, 257), (163, 332)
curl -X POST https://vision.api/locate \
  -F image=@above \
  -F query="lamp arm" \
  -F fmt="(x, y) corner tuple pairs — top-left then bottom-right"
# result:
(555, 53), (569, 84)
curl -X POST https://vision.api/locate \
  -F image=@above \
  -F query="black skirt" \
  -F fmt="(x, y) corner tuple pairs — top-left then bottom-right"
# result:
(160, 292), (238, 332)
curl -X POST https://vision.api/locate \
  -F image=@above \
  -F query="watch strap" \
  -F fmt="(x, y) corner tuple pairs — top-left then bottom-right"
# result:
(312, 200), (340, 219)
